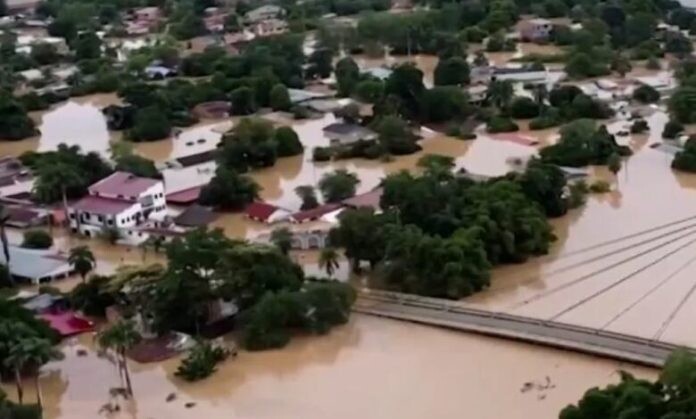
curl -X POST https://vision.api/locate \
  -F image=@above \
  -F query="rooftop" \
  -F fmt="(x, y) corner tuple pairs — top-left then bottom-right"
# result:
(174, 204), (217, 227)
(166, 185), (203, 205)
(323, 123), (376, 137)
(292, 203), (342, 223)
(72, 195), (135, 215)
(245, 201), (283, 221)
(0, 246), (70, 281)
(342, 188), (383, 211)
(89, 171), (160, 198)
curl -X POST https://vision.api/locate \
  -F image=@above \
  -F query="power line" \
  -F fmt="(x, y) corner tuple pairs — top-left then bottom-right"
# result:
(549, 235), (696, 321)
(508, 228), (696, 310)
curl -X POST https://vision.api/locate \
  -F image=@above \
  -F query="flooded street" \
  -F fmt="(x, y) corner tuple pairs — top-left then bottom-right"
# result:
(0, 315), (655, 419)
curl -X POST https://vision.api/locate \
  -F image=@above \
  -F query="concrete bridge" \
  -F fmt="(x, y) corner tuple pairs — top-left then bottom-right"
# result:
(354, 290), (681, 367)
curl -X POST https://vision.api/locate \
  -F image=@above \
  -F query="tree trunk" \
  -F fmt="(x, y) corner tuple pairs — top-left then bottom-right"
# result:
(14, 369), (23, 405)
(34, 374), (43, 409)
(121, 351), (133, 397)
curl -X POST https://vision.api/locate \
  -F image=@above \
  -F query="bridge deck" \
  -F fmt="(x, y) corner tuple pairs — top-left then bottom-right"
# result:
(354, 291), (681, 367)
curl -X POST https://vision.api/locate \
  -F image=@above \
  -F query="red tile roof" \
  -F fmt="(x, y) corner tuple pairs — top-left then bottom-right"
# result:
(166, 186), (203, 205)
(245, 201), (281, 221)
(291, 203), (342, 223)
(89, 172), (160, 199)
(342, 188), (383, 211)
(72, 195), (135, 215)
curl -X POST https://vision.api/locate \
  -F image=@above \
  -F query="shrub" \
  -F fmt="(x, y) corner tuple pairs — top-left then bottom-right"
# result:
(21, 229), (53, 249)
(630, 119), (649, 134)
(313, 147), (333, 161)
(589, 180), (611, 193)
(633, 85), (660, 104)
(567, 180), (588, 208)
(175, 341), (229, 382)
(274, 126), (303, 157)
(487, 116), (519, 133)
(663, 120), (684, 139)
(509, 96), (540, 119)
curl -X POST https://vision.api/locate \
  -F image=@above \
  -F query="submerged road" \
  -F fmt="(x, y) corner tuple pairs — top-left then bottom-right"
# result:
(354, 291), (681, 367)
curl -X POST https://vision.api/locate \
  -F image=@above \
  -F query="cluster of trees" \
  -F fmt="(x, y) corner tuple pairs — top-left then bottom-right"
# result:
(21, 144), (113, 204)
(0, 94), (37, 140)
(0, 297), (61, 413)
(175, 341), (230, 381)
(539, 119), (631, 167)
(561, 350), (696, 419)
(672, 137), (696, 173)
(330, 161), (565, 298)
(21, 230), (53, 249)
(69, 228), (356, 353)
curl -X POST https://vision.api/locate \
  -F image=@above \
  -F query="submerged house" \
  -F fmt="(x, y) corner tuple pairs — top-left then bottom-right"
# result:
(0, 246), (72, 284)
(519, 18), (553, 42)
(322, 123), (377, 146)
(68, 172), (167, 244)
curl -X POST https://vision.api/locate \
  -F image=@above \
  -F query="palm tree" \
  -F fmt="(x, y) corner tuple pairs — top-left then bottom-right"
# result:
(32, 163), (82, 228)
(0, 204), (12, 286)
(4, 346), (27, 405)
(532, 84), (548, 114)
(319, 247), (341, 278)
(14, 337), (63, 409)
(68, 245), (96, 283)
(270, 228), (293, 255)
(487, 80), (514, 110)
(98, 320), (141, 396)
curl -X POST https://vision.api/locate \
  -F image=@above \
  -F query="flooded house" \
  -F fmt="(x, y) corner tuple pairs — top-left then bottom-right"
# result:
(518, 18), (553, 42)
(243, 4), (284, 24)
(0, 156), (33, 198)
(0, 246), (72, 284)
(68, 172), (167, 244)
(245, 201), (293, 224)
(491, 66), (549, 84)
(322, 123), (378, 146)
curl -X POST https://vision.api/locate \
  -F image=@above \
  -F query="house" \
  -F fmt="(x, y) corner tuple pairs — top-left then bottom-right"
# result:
(361, 67), (393, 81)
(68, 172), (167, 244)
(192, 101), (232, 119)
(492, 66), (548, 84)
(288, 88), (332, 104)
(251, 18), (288, 37)
(166, 185), (204, 205)
(245, 201), (293, 223)
(467, 84), (488, 105)
(126, 6), (162, 35)
(0, 246), (72, 284)
(519, 18), (553, 42)
(145, 64), (178, 80)
(244, 5), (284, 24)
(5, 207), (50, 228)
(203, 7), (229, 32)
(291, 203), (342, 223)
(323, 123), (377, 146)
(173, 204), (217, 227)
(634, 74), (677, 96)
(255, 228), (331, 250)
(342, 188), (383, 212)
(0, 156), (33, 198)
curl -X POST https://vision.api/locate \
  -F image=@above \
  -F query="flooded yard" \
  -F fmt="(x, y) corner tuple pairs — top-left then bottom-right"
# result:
(0, 315), (655, 419)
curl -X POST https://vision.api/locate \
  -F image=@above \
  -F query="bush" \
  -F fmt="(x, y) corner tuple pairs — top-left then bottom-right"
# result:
(509, 96), (541, 119)
(21, 229), (53, 249)
(589, 180), (611, 193)
(663, 120), (684, 139)
(175, 341), (229, 382)
(630, 119), (649, 134)
(633, 85), (660, 104)
(274, 126), (303, 157)
(567, 180), (588, 209)
(313, 147), (333, 161)
(69, 275), (117, 317)
(487, 116), (519, 133)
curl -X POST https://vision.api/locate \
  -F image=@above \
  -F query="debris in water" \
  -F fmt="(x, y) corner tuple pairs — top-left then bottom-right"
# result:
(520, 382), (534, 393)
(76, 349), (88, 357)
(166, 393), (177, 402)
(185, 402), (196, 408)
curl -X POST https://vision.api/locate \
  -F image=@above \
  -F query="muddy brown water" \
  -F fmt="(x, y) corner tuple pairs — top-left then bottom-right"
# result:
(0, 315), (655, 419)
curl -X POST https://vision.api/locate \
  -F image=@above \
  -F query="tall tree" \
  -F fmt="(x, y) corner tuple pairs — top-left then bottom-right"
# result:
(11, 337), (62, 409)
(0, 205), (11, 286)
(319, 248), (340, 278)
(318, 170), (360, 203)
(68, 246), (96, 282)
(295, 185), (319, 210)
(270, 228), (293, 255)
(97, 320), (141, 396)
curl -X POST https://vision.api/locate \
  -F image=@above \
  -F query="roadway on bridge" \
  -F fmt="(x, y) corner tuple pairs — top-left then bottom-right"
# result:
(354, 291), (681, 367)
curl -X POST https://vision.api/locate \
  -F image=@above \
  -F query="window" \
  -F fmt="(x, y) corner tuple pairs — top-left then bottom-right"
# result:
(97, 215), (103, 222)
(69, 213), (75, 219)
(107, 219), (113, 225)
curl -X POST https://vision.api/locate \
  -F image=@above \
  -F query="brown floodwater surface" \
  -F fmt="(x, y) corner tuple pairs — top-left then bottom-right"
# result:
(0, 315), (656, 419)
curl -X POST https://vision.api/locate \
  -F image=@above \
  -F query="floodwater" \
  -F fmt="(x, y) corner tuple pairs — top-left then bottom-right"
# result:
(0, 315), (656, 419)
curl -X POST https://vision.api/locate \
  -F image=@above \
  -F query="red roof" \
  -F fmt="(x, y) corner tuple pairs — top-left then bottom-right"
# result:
(491, 133), (539, 146)
(72, 195), (135, 215)
(291, 203), (342, 223)
(89, 172), (160, 199)
(342, 188), (383, 211)
(39, 312), (94, 337)
(166, 186), (203, 205)
(245, 201), (281, 221)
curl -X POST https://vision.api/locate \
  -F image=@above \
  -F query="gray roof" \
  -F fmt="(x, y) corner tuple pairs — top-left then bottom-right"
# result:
(288, 88), (331, 104)
(0, 246), (71, 281)
(323, 123), (375, 137)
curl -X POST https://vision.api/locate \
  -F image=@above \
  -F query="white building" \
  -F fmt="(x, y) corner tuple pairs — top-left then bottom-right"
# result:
(244, 5), (284, 24)
(492, 67), (548, 84)
(68, 172), (167, 244)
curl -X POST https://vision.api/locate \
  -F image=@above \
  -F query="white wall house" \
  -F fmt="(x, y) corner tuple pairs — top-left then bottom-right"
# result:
(68, 172), (167, 245)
